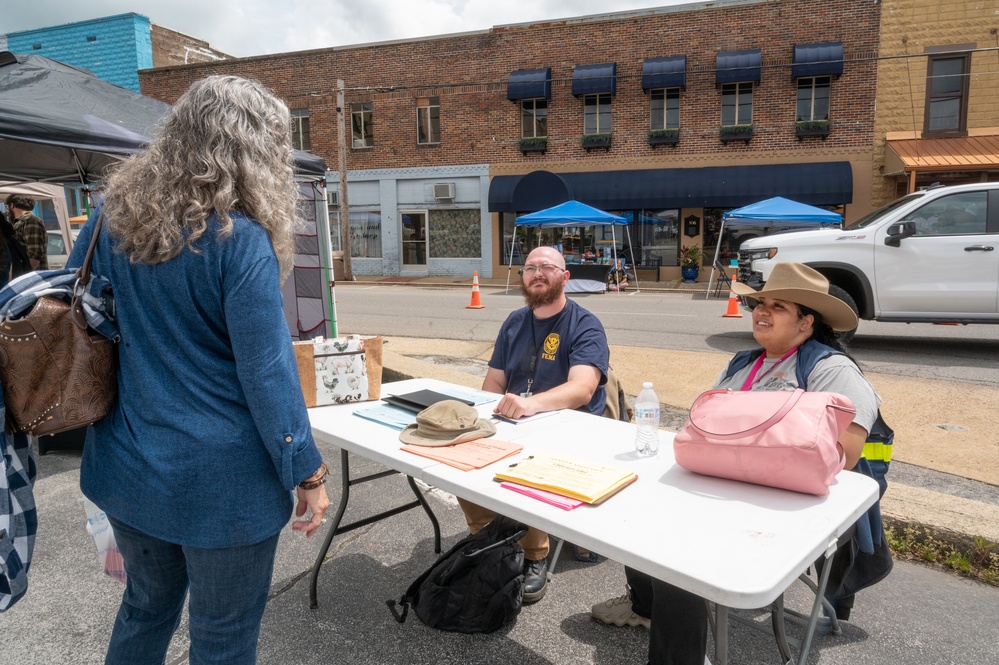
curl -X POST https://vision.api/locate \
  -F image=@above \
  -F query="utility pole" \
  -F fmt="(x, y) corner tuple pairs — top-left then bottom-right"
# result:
(336, 78), (353, 280)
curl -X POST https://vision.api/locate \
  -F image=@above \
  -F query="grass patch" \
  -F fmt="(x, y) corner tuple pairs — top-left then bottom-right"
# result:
(885, 519), (999, 585)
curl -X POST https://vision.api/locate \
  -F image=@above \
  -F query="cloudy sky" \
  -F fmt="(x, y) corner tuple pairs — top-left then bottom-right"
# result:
(5, 0), (697, 57)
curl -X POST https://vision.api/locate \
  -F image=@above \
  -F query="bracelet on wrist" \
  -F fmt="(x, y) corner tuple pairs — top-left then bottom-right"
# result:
(298, 462), (328, 490)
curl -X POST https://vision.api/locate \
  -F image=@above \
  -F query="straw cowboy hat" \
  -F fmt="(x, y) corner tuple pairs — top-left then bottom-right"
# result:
(731, 262), (859, 332)
(399, 400), (497, 447)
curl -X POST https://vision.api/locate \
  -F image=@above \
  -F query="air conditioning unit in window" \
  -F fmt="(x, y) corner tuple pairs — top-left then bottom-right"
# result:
(327, 189), (338, 206)
(433, 183), (455, 200)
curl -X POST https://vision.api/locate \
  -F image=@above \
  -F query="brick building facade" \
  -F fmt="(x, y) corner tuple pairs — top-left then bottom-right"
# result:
(873, 0), (999, 207)
(141, 0), (881, 280)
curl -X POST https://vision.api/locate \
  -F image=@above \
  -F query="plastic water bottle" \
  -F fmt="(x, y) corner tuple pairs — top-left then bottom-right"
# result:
(634, 382), (661, 455)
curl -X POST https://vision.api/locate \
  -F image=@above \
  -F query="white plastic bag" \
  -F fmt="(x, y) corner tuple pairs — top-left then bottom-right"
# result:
(81, 497), (126, 583)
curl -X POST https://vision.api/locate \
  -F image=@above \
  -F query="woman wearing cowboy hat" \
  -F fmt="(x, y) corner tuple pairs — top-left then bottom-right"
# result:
(592, 262), (887, 665)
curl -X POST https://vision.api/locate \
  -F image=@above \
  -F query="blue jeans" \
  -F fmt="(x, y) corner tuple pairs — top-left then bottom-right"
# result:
(105, 516), (280, 665)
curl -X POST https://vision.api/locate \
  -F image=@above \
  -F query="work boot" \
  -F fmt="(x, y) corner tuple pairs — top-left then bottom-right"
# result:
(522, 557), (549, 604)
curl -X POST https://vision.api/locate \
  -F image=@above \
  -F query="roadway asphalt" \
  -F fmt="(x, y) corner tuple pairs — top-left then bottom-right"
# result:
(3, 274), (997, 664)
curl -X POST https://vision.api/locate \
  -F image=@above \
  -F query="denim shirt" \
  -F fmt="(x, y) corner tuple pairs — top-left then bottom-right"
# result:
(68, 209), (322, 548)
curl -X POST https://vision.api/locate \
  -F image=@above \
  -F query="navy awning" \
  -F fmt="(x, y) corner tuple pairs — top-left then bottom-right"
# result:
(572, 62), (616, 96)
(488, 162), (853, 213)
(507, 68), (552, 101)
(715, 49), (762, 85)
(642, 56), (686, 90)
(792, 42), (844, 78)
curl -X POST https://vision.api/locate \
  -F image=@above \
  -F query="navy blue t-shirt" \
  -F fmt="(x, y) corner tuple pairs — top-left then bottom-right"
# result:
(489, 299), (609, 414)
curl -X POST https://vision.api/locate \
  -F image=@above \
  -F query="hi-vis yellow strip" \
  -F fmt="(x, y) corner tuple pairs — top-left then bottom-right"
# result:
(863, 442), (893, 462)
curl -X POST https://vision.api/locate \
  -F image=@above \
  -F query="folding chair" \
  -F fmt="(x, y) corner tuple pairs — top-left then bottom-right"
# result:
(713, 260), (733, 298)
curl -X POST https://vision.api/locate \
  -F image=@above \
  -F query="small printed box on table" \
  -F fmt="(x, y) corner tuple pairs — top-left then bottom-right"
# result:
(293, 335), (383, 407)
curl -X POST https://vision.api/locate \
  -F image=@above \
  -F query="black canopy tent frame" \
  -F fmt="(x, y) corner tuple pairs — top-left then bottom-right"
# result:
(508, 200), (639, 294)
(0, 51), (324, 186)
(0, 50), (337, 338)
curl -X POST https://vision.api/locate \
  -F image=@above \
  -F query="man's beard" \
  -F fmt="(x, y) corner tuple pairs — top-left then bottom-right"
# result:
(521, 277), (563, 309)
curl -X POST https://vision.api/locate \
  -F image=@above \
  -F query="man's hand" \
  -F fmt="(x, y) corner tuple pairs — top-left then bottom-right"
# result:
(493, 392), (539, 420)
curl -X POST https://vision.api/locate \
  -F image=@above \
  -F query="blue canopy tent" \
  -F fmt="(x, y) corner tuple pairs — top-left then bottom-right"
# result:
(707, 196), (842, 297)
(511, 200), (636, 293)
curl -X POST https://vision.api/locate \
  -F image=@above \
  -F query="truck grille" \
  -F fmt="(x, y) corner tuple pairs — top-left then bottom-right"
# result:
(736, 251), (754, 284)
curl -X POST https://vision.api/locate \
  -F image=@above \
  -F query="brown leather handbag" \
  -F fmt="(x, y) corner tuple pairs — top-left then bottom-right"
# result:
(0, 216), (117, 436)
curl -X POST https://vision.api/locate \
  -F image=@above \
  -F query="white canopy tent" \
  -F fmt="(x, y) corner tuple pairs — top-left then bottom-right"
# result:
(0, 180), (72, 250)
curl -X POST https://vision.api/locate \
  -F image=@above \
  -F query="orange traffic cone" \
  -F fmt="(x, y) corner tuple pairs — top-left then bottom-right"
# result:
(722, 270), (742, 318)
(466, 271), (485, 309)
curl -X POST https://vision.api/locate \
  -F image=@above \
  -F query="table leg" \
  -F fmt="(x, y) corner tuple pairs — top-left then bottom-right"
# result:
(406, 475), (442, 553)
(714, 604), (729, 665)
(796, 538), (839, 665)
(309, 449), (353, 609)
(308, 449), (444, 609)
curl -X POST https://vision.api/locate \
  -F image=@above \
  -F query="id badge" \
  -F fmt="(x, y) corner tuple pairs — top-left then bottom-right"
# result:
(520, 391), (532, 398)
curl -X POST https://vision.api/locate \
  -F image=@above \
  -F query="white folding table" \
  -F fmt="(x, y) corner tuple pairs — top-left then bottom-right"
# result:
(307, 378), (879, 664)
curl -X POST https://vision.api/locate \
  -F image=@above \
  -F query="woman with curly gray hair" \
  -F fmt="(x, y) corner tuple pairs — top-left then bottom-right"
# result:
(67, 75), (329, 665)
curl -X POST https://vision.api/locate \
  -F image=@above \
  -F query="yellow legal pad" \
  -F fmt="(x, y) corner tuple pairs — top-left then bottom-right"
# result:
(493, 452), (637, 505)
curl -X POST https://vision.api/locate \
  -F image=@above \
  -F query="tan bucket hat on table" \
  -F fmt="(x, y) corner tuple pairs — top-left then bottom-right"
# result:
(731, 262), (859, 332)
(399, 400), (497, 447)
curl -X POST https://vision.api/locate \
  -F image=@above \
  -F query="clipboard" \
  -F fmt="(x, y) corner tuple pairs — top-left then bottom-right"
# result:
(382, 389), (475, 414)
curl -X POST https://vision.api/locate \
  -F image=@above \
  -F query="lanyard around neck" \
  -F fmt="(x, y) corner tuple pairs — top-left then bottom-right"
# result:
(741, 347), (797, 391)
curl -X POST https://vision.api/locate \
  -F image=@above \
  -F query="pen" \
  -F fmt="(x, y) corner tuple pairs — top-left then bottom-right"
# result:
(491, 413), (519, 425)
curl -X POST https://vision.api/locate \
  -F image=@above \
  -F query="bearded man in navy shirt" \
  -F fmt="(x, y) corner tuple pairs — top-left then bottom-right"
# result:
(457, 246), (609, 602)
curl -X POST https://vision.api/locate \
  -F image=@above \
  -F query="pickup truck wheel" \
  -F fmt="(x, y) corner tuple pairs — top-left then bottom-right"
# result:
(827, 284), (859, 343)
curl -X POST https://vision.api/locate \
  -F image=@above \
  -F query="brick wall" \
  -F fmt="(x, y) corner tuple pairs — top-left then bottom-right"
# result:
(140, 0), (880, 177)
(150, 25), (230, 67)
(7, 13), (150, 91)
(873, 0), (999, 206)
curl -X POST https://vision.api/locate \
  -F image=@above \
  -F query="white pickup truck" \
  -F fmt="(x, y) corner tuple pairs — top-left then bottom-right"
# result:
(737, 183), (999, 335)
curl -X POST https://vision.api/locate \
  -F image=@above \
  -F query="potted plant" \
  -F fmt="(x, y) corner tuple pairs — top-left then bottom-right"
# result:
(720, 124), (753, 144)
(581, 133), (612, 151)
(648, 128), (679, 147)
(796, 119), (831, 140)
(518, 136), (548, 154)
(679, 244), (702, 282)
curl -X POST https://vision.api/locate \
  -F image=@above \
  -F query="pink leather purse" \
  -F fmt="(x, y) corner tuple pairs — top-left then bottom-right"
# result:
(673, 388), (856, 495)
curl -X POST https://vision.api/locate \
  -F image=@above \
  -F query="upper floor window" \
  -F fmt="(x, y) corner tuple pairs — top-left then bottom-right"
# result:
(351, 102), (373, 148)
(796, 77), (830, 121)
(290, 108), (311, 151)
(924, 53), (970, 134)
(650, 88), (680, 130)
(721, 82), (753, 126)
(417, 96), (440, 144)
(583, 93), (612, 135)
(521, 99), (548, 138)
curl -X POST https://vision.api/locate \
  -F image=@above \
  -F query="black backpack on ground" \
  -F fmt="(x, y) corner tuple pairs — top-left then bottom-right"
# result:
(387, 515), (528, 633)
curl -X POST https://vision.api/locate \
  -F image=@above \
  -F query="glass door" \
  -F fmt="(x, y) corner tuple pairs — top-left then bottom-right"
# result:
(401, 211), (428, 272)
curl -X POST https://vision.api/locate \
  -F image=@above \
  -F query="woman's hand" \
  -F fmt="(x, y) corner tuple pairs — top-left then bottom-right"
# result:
(293, 485), (330, 538)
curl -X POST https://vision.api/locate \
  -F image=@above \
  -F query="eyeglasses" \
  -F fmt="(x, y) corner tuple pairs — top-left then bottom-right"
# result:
(518, 263), (565, 275)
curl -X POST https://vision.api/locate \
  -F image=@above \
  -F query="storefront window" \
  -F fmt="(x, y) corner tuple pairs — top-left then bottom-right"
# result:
(618, 209), (679, 267)
(430, 209), (480, 258)
(330, 210), (382, 258)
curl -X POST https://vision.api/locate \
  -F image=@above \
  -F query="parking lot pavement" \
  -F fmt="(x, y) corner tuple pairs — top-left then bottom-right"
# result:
(6, 438), (999, 665)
